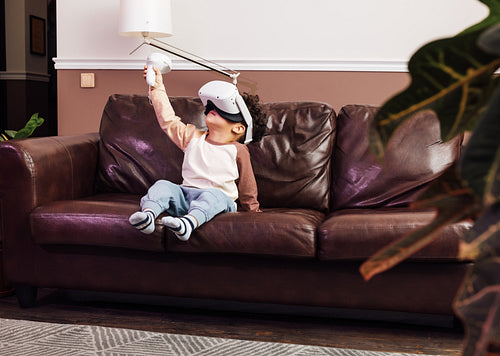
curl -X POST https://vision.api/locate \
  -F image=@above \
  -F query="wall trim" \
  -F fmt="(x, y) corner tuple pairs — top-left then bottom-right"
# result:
(53, 58), (409, 72)
(0, 71), (51, 82)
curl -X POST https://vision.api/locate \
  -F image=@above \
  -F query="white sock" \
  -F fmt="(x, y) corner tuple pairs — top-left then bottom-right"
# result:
(129, 209), (156, 234)
(161, 215), (197, 241)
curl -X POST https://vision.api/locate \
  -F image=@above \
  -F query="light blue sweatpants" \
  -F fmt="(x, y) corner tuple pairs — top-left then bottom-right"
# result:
(140, 180), (236, 226)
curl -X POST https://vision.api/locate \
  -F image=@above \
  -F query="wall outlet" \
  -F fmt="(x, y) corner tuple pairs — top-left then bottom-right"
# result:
(80, 73), (95, 88)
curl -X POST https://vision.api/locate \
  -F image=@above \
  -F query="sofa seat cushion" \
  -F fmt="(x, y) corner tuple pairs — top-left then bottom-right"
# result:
(318, 207), (473, 261)
(166, 208), (325, 258)
(30, 194), (165, 252)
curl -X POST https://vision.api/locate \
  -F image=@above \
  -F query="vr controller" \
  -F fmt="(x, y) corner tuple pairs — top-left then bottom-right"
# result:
(146, 53), (173, 86)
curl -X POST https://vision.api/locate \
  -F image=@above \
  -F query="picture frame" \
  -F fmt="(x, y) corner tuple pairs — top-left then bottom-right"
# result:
(30, 15), (45, 56)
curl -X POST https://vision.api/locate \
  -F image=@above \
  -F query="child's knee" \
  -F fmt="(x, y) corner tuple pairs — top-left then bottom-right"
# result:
(141, 180), (185, 213)
(147, 180), (178, 197)
(149, 179), (175, 191)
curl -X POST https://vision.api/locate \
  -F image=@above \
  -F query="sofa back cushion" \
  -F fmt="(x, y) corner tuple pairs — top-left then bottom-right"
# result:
(96, 94), (205, 195)
(249, 102), (335, 211)
(331, 105), (463, 210)
(96, 94), (336, 211)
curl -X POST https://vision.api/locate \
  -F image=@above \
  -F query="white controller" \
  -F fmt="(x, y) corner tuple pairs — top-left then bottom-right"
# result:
(146, 53), (173, 86)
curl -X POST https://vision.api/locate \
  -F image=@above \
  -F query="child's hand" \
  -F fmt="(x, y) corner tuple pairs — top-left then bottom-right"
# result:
(143, 65), (165, 89)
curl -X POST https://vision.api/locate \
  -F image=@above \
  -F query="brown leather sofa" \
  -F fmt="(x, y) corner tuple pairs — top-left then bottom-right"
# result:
(0, 94), (472, 317)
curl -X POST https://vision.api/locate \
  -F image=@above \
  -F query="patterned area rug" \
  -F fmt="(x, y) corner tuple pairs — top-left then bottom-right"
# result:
(0, 318), (437, 356)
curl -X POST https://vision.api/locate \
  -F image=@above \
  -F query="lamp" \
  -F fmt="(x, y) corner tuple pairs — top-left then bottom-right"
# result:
(118, 0), (240, 84)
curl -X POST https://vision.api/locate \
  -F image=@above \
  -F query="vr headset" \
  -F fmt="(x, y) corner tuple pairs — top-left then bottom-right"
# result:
(198, 81), (253, 144)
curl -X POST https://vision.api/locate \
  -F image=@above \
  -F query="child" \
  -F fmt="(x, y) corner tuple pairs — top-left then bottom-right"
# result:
(129, 66), (266, 241)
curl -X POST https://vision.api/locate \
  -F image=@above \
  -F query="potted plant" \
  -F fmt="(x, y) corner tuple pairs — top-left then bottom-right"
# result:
(0, 113), (45, 141)
(359, 0), (500, 354)
(0, 113), (44, 296)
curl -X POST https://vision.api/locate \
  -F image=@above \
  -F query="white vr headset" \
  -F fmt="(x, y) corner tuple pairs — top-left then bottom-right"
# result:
(198, 81), (253, 144)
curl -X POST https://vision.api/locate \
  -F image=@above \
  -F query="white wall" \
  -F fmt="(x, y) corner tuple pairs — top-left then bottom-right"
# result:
(55, 0), (488, 71)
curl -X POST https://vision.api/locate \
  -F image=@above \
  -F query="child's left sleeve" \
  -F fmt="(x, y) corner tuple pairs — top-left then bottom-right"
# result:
(235, 145), (260, 212)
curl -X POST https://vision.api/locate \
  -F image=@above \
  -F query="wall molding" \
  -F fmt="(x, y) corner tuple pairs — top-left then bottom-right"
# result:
(0, 71), (51, 82)
(53, 58), (409, 72)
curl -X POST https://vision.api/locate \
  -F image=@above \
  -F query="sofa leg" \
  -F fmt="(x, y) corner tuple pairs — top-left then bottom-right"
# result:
(15, 285), (38, 308)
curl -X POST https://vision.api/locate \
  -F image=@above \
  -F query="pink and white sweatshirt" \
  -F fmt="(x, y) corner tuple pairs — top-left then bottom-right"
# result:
(150, 88), (260, 212)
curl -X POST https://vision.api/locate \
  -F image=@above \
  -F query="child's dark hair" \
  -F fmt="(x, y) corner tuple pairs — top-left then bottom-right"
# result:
(241, 92), (267, 144)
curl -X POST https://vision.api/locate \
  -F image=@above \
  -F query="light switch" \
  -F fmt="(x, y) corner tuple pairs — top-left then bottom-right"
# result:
(80, 73), (95, 88)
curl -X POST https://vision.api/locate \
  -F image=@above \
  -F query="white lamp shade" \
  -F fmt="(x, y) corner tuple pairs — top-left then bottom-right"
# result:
(119, 0), (173, 38)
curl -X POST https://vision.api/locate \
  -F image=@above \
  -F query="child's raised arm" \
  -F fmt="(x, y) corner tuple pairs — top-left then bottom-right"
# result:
(146, 66), (204, 150)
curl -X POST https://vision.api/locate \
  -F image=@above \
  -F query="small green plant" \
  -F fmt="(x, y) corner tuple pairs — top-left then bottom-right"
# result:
(0, 113), (44, 141)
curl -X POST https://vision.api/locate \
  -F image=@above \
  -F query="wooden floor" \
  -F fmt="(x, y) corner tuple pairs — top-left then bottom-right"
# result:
(0, 288), (464, 355)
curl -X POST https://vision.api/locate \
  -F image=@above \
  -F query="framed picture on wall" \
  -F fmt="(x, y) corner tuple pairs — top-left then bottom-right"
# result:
(30, 15), (45, 56)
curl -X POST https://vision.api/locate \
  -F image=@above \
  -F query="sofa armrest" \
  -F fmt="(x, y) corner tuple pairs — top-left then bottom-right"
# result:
(0, 133), (99, 284)
(0, 133), (99, 206)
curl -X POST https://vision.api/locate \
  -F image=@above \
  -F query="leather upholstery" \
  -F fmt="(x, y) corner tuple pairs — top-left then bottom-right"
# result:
(96, 94), (191, 194)
(30, 194), (166, 252)
(319, 207), (473, 261)
(248, 101), (335, 211)
(167, 208), (324, 258)
(96, 95), (336, 211)
(0, 96), (471, 315)
(331, 105), (463, 210)
(0, 133), (99, 282)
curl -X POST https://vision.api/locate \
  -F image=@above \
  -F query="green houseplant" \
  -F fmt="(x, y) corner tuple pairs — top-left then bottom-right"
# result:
(359, 0), (500, 354)
(0, 113), (45, 141)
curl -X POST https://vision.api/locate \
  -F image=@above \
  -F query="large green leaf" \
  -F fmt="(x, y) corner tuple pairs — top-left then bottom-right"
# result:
(460, 203), (500, 260)
(361, 2), (500, 355)
(461, 78), (500, 206)
(455, 255), (500, 356)
(478, 23), (500, 55)
(370, 0), (500, 160)
(466, 0), (500, 35)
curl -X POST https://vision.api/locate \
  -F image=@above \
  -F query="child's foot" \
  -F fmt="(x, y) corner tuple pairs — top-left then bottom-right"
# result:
(161, 215), (197, 241)
(129, 209), (156, 234)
